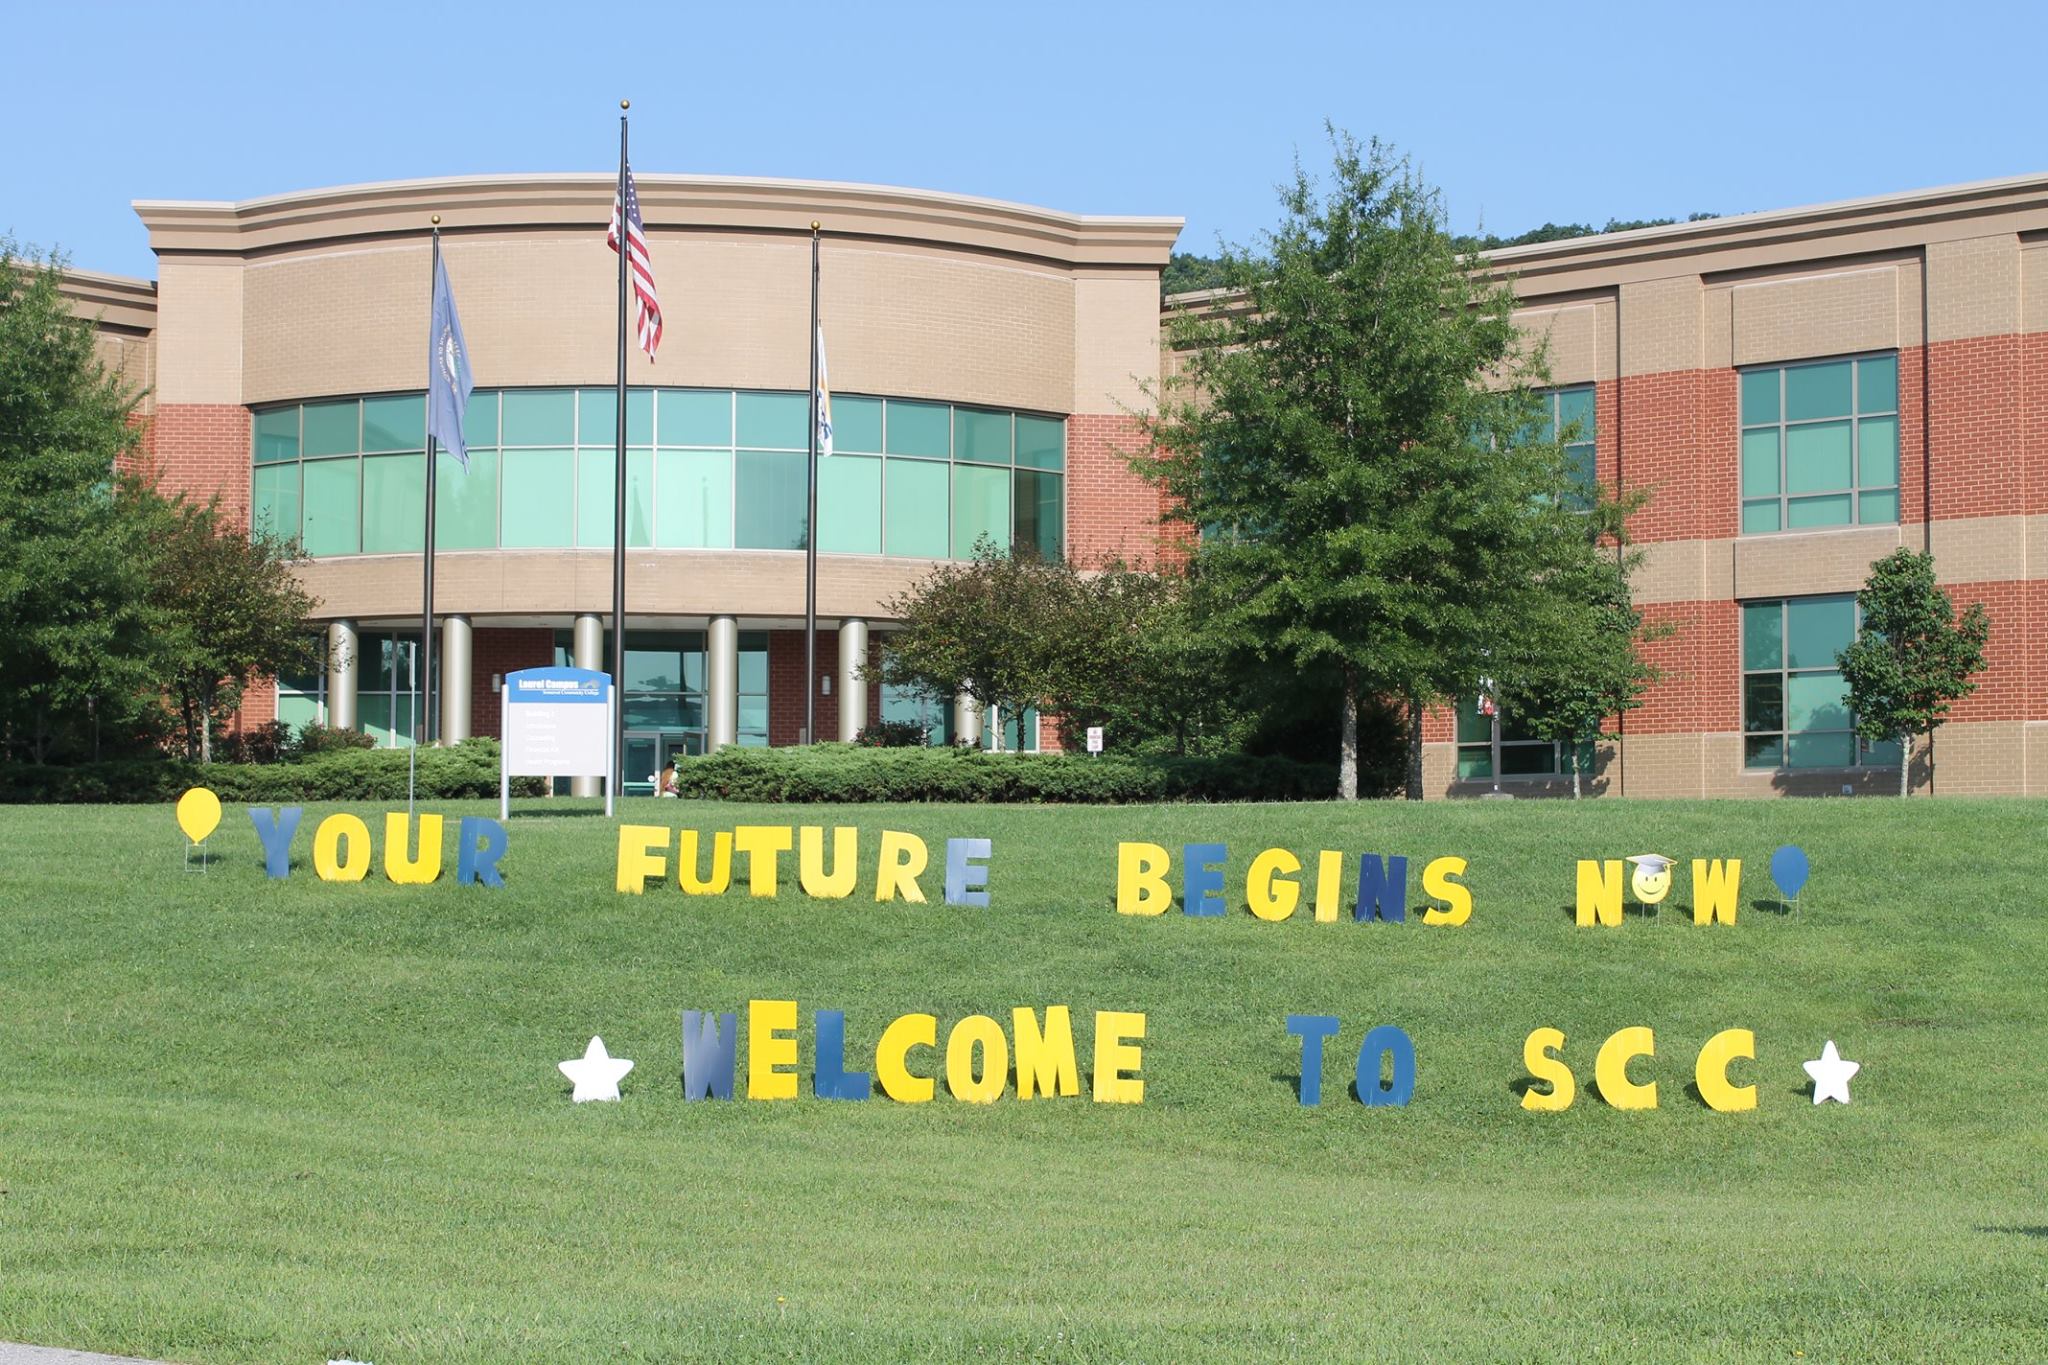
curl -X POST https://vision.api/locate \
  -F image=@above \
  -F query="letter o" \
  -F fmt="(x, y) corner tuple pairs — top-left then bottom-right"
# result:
(313, 814), (372, 882)
(945, 1014), (1009, 1104)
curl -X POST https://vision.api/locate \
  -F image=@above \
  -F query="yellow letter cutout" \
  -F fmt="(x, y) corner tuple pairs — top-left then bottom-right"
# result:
(1092, 1011), (1146, 1104)
(1595, 1026), (1658, 1109)
(313, 814), (372, 882)
(876, 1013), (937, 1103)
(615, 824), (669, 894)
(1691, 859), (1742, 926)
(1116, 842), (1171, 916)
(945, 1014), (1009, 1104)
(1246, 848), (1301, 921)
(1313, 850), (1345, 922)
(1012, 1006), (1080, 1099)
(1576, 859), (1624, 927)
(875, 830), (929, 903)
(677, 831), (733, 895)
(1521, 1027), (1576, 1112)
(1695, 1027), (1757, 1112)
(733, 825), (794, 897)
(799, 825), (860, 899)
(747, 998), (799, 1099)
(1420, 855), (1472, 926)
(382, 812), (443, 884)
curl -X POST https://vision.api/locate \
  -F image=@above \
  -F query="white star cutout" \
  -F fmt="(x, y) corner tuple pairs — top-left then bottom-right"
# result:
(559, 1035), (634, 1103)
(1803, 1039), (1860, 1105)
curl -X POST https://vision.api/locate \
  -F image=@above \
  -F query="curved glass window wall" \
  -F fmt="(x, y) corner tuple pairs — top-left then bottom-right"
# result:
(253, 388), (1065, 562)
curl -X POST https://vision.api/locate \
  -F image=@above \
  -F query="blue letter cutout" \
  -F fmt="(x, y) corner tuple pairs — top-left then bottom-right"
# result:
(455, 816), (507, 887)
(681, 1010), (738, 1100)
(1354, 1024), (1416, 1106)
(1183, 842), (1229, 916)
(944, 838), (993, 907)
(1355, 854), (1408, 922)
(813, 1010), (871, 1100)
(248, 806), (302, 879)
(1286, 1013), (1343, 1106)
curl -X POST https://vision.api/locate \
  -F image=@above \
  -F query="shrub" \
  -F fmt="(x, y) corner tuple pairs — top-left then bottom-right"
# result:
(0, 738), (545, 804)
(669, 743), (1336, 804)
(296, 722), (376, 756)
(854, 720), (931, 748)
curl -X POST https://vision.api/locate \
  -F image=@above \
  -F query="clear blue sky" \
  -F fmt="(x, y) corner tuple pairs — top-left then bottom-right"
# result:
(5, 0), (2042, 280)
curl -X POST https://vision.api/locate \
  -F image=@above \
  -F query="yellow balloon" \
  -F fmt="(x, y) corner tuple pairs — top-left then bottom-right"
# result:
(175, 787), (222, 844)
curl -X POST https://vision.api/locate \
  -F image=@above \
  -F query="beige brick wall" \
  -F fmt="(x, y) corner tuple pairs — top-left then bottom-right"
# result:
(1073, 273), (1161, 413)
(1729, 266), (1900, 366)
(2020, 240), (2048, 334)
(292, 548), (945, 623)
(1618, 276), (1702, 377)
(1730, 523), (1903, 599)
(1512, 303), (1600, 385)
(155, 258), (242, 404)
(1631, 515), (2040, 606)
(1925, 235), (2020, 343)
(242, 235), (1082, 413)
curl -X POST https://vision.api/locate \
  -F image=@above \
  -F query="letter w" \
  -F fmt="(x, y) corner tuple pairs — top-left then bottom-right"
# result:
(681, 1009), (738, 1100)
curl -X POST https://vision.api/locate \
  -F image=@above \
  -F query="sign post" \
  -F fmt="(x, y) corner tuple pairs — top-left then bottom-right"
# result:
(501, 666), (617, 820)
(1086, 726), (1104, 757)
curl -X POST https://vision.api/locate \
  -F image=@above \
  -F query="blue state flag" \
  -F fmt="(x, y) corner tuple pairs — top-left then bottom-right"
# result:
(428, 249), (475, 469)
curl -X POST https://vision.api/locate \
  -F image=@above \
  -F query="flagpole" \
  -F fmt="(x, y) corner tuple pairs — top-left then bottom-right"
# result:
(804, 222), (821, 746)
(423, 218), (441, 751)
(611, 101), (630, 805)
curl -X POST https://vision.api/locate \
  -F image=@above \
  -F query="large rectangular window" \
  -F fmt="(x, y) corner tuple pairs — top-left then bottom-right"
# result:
(1453, 699), (1587, 780)
(1742, 596), (1900, 769)
(1740, 354), (1898, 534)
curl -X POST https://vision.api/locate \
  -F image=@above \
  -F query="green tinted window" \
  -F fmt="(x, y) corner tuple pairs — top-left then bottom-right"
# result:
(435, 449), (497, 550)
(1741, 353), (1899, 534)
(1742, 601), (1783, 670)
(886, 400), (950, 457)
(254, 408), (300, 462)
(578, 388), (654, 446)
(833, 396), (883, 453)
(951, 463), (1010, 558)
(655, 450), (732, 548)
(1013, 470), (1062, 560)
(955, 408), (1012, 464)
(502, 390), (575, 446)
(500, 449), (575, 547)
(252, 463), (301, 541)
(660, 390), (731, 447)
(1555, 387), (1595, 441)
(301, 457), (360, 556)
(1787, 595), (1854, 669)
(303, 401), (359, 457)
(885, 458), (949, 557)
(818, 455), (882, 554)
(1015, 415), (1065, 471)
(361, 453), (425, 553)
(1784, 360), (1853, 420)
(737, 391), (808, 450)
(362, 394), (425, 452)
(735, 449), (808, 550)
(577, 449), (654, 547)
(463, 391), (499, 448)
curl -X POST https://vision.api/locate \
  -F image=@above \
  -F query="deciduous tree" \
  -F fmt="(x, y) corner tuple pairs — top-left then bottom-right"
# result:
(1837, 548), (1990, 796)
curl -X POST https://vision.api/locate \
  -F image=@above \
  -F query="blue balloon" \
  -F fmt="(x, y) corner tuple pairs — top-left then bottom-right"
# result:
(1770, 845), (1810, 900)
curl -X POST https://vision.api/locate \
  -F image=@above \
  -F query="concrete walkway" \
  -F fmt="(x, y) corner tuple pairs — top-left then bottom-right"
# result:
(0, 1346), (173, 1365)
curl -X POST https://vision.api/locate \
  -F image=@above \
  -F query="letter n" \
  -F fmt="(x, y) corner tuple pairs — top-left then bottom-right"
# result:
(1576, 860), (1623, 927)
(1355, 854), (1407, 922)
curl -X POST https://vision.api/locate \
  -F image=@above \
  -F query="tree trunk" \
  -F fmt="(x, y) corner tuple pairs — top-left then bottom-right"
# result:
(1404, 695), (1424, 802)
(1571, 739), (1582, 800)
(1899, 731), (1911, 798)
(199, 691), (212, 766)
(1338, 667), (1359, 800)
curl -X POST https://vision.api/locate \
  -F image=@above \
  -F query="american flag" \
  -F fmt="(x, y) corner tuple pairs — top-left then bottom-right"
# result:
(608, 164), (662, 361)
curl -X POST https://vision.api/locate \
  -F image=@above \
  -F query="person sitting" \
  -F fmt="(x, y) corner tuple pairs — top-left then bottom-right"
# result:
(656, 759), (679, 797)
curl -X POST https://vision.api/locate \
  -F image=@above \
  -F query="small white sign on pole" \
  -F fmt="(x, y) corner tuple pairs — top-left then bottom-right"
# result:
(1086, 726), (1105, 755)
(501, 666), (616, 819)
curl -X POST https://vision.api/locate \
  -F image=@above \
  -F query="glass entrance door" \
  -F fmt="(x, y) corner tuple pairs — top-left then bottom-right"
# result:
(626, 730), (705, 796)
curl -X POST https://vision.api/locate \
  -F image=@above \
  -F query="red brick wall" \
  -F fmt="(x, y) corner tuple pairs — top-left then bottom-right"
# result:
(145, 404), (252, 526)
(766, 629), (880, 745)
(471, 628), (557, 739)
(1926, 336), (2022, 522)
(1067, 413), (1170, 569)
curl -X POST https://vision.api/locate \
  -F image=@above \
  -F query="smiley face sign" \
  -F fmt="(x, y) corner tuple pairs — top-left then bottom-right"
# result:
(1627, 853), (1675, 905)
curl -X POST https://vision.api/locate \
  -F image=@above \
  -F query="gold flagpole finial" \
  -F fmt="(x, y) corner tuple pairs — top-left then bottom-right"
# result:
(811, 220), (821, 232)
(620, 99), (631, 110)
(430, 214), (441, 227)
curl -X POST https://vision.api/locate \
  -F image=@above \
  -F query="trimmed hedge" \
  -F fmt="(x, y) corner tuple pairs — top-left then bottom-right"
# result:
(0, 739), (544, 805)
(669, 744), (1337, 804)
(2, 740), (1336, 805)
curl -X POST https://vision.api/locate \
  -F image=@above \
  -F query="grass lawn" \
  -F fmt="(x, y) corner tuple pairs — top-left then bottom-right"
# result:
(1, 795), (2045, 1362)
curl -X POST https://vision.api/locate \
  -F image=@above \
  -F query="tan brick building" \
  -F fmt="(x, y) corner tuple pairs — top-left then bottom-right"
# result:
(58, 170), (2048, 796)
